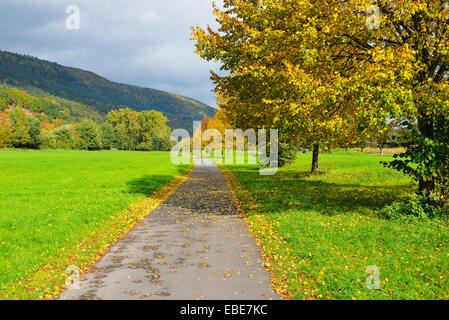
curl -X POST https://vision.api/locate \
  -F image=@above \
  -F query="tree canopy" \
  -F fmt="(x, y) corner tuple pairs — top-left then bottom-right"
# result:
(192, 0), (449, 204)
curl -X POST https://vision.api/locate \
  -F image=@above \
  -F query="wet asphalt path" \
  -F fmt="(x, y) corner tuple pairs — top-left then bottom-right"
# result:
(58, 158), (280, 300)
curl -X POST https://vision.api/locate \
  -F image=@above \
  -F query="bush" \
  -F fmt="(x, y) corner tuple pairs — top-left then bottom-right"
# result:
(259, 142), (297, 168)
(99, 123), (124, 150)
(151, 135), (171, 151)
(55, 125), (75, 149)
(39, 129), (56, 149)
(9, 107), (31, 147)
(74, 120), (102, 150)
(0, 116), (13, 148)
(383, 118), (449, 207)
(278, 144), (297, 167)
(136, 141), (153, 151)
(27, 116), (41, 149)
(380, 193), (446, 222)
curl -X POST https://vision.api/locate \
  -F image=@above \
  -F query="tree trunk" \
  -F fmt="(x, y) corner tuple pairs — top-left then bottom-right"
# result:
(379, 145), (384, 156)
(418, 114), (435, 200)
(311, 144), (319, 173)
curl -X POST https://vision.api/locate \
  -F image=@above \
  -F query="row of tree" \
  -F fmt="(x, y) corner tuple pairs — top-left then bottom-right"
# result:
(0, 50), (217, 130)
(0, 107), (171, 151)
(192, 0), (449, 207)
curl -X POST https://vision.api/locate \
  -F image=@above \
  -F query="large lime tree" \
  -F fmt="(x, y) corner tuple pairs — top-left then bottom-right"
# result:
(303, 0), (449, 204)
(193, 0), (449, 204)
(192, 0), (372, 172)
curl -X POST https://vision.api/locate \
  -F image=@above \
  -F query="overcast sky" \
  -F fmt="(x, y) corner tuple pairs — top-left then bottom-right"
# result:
(0, 0), (222, 107)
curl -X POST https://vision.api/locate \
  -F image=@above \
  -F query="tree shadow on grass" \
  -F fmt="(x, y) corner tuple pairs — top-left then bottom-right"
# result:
(231, 166), (413, 217)
(126, 175), (177, 196)
(126, 166), (189, 196)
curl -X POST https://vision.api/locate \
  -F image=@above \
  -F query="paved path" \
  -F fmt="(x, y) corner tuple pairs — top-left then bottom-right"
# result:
(59, 158), (280, 300)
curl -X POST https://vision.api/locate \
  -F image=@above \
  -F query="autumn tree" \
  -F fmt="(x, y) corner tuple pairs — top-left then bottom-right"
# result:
(9, 107), (31, 148)
(296, 0), (449, 203)
(28, 116), (41, 149)
(192, 0), (371, 173)
(361, 122), (402, 155)
(0, 112), (13, 148)
(106, 108), (171, 151)
(55, 125), (75, 149)
(137, 110), (171, 151)
(199, 108), (229, 151)
(99, 122), (124, 150)
(39, 129), (56, 149)
(193, 0), (449, 204)
(75, 120), (102, 150)
(206, 108), (230, 137)
(107, 108), (141, 151)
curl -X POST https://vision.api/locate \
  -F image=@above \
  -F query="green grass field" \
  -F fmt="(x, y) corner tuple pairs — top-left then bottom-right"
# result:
(0, 150), (187, 299)
(1, 149), (448, 300)
(225, 150), (449, 299)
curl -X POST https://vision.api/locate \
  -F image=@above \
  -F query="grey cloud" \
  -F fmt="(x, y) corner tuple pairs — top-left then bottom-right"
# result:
(0, 0), (222, 107)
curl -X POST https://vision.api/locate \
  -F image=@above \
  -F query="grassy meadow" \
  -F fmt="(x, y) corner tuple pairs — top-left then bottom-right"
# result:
(1, 148), (447, 300)
(224, 150), (449, 299)
(0, 149), (189, 299)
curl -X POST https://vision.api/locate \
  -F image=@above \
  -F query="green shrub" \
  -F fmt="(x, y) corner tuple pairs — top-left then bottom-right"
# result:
(383, 118), (449, 207)
(151, 135), (171, 151)
(55, 125), (75, 149)
(278, 144), (298, 167)
(99, 122), (124, 150)
(259, 143), (297, 168)
(136, 141), (153, 151)
(380, 193), (446, 222)
(27, 116), (41, 149)
(39, 130), (56, 149)
(74, 120), (102, 150)
(9, 107), (31, 147)
(0, 116), (14, 148)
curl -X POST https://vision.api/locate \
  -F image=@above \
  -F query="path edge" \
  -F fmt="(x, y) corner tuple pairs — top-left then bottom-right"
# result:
(219, 166), (289, 300)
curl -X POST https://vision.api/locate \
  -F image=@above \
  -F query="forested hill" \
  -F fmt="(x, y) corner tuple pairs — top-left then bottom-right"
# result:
(0, 50), (215, 130)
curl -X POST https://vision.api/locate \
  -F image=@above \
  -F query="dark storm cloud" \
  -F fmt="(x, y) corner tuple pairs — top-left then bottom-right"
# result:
(0, 0), (222, 106)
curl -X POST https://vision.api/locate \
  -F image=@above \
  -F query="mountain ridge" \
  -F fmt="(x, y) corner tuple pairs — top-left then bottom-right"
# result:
(0, 49), (215, 130)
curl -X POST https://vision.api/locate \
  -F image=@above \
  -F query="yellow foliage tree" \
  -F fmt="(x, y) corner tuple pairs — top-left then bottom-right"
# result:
(0, 113), (14, 148)
(192, 0), (373, 172)
(193, 0), (449, 196)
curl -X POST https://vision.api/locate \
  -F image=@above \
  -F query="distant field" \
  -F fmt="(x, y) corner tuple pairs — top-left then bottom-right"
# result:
(352, 147), (407, 155)
(224, 151), (449, 299)
(0, 150), (188, 299)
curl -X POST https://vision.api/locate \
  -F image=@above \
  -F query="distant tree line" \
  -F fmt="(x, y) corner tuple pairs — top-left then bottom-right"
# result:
(0, 107), (171, 151)
(0, 50), (216, 130)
